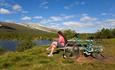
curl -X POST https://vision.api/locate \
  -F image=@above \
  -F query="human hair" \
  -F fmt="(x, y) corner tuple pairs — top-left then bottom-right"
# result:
(58, 31), (64, 36)
(57, 31), (68, 44)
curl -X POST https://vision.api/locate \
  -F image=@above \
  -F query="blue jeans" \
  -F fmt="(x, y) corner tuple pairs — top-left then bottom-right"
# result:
(57, 42), (63, 48)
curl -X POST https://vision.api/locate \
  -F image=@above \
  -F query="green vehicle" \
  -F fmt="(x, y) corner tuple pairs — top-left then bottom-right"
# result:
(62, 34), (104, 59)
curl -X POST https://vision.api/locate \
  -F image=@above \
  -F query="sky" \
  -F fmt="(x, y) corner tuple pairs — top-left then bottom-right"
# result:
(0, 0), (115, 33)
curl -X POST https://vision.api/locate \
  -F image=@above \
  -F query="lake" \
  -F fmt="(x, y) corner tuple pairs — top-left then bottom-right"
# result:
(0, 40), (51, 51)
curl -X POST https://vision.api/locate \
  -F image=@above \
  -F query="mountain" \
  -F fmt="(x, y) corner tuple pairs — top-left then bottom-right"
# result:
(19, 23), (58, 33)
(0, 24), (15, 30)
(0, 22), (33, 31)
(0, 22), (58, 33)
(0, 22), (57, 40)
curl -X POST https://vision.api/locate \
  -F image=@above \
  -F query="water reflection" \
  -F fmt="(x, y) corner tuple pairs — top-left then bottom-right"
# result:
(0, 40), (51, 51)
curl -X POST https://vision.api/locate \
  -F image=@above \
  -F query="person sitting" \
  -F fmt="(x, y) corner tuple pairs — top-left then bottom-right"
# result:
(46, 31), (67, 56)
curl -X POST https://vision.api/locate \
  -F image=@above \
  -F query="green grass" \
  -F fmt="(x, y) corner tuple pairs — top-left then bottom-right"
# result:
(101, 38), (115, 56)
(0, 39), (115, 70)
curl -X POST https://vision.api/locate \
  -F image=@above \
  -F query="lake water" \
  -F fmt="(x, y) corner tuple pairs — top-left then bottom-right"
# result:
(0, 40), (51, 51)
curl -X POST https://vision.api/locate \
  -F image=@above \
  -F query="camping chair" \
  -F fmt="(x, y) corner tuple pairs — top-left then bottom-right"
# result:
(56, 39), (80, 59)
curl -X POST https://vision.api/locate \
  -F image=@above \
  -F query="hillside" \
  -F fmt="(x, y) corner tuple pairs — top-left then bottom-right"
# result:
(19, 23), (58, 33)
(0, 22), (56, 40)
(0, 22), (49, 33)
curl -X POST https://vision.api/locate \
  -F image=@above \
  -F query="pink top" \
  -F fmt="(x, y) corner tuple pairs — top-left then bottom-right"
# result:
(58, 34), (65, 46)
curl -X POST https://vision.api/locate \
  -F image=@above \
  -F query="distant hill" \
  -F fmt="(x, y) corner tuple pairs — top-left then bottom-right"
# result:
(0, 24), (15, 30)
(0, 22), (57, 40)
(0, 22), (36, 31)
(0, 22), (57, 33)
(19, 23), (58, 33)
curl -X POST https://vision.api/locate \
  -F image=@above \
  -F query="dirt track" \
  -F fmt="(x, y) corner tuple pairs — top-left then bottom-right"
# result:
(100, 56), (115, 64)
(76, 55), (115, 64)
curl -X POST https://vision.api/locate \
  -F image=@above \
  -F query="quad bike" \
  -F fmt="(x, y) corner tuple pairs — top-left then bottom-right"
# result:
(62, 36), (104, 59)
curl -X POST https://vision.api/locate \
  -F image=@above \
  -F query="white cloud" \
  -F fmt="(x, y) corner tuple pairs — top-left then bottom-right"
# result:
(80, 16), (97, 22)
(12, 4), (22, 11)
(104, 19), (115, 27)
(64, 1), (85, 9)
(64, 4), (75, 9)
(63, 15), (75, 19)
(105, 19), (115, 23)
(49, 24), (64, 30)
(91, 19), (115, 29)
(63, 21), (82, 27)
(50, 15), (75, 21)
(39, 1), (49, 9)
(50, 16), (62, 21)
(39, 15), (75, 30)
(40, 15), (75, 23)
(39, 14), (114, 33)
(21, 16), (31, 20)
(63, 21), (95, 28)
(64, 1), (79, 9)
(33, 16), (43, 19)
(0, 8), (10, 14)
(40, 19), (52, 24)
(41, 1), (48, 5)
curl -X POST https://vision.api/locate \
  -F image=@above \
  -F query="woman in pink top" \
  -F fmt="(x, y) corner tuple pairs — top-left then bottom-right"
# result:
(47, 31), (67, 56)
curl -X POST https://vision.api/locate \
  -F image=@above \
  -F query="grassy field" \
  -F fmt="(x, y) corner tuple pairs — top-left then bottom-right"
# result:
(0, 38), (115, 70)
(101, 38), (115, 56)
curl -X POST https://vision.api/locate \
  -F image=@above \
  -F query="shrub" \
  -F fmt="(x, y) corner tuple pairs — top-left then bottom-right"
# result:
(63, 29), (76, 39)
(16, 40), (36, 52)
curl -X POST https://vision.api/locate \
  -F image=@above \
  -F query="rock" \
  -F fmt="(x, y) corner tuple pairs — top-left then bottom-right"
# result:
(0, 24), (2, 27)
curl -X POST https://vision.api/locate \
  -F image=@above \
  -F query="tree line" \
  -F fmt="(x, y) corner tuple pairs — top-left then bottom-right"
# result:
(63, 28), (115, 40)
(94, 28), (115, 39)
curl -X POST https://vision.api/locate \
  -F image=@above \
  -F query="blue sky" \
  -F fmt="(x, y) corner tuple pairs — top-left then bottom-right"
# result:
(0, 0), (115, 33)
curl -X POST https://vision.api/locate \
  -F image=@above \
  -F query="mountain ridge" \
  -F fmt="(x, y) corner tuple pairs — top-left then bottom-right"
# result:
(19, 23), (58, 33)
(0, 22), (58, 33)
